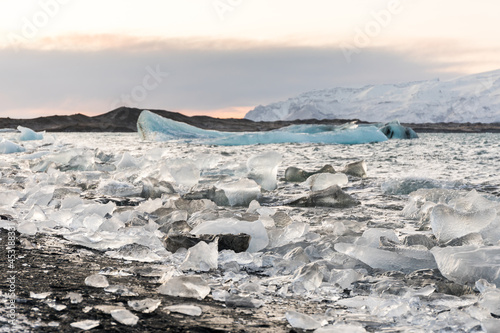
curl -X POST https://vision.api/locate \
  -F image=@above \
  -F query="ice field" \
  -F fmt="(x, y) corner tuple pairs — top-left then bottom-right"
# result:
(1, 127), (500, 332)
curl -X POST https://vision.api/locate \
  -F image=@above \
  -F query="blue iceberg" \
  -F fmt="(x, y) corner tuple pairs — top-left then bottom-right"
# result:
(0, 139), (25, 154)
(17, 126), (44, 141)
(137, 111), (389, 146)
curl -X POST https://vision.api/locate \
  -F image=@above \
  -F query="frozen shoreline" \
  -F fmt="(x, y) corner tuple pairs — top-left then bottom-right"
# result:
(1, 132), (500, 331)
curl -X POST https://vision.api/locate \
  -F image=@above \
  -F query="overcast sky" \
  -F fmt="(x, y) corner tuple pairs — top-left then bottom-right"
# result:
(1, 0), (500, 118)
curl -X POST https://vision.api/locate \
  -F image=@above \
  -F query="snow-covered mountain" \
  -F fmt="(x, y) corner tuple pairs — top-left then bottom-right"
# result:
(245, 70), (500, 123)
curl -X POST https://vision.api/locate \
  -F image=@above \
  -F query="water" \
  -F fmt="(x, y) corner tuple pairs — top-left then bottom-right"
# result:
(1, 131), (500, 331)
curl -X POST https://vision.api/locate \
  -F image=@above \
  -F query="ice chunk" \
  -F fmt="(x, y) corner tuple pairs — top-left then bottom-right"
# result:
(316, 324), (367, 333)
(111, 309), (139, 326)
(289, 185), (360, 208)
(292, 263), (324, 293)
(482, 319), (500, 333)
(158, 276), (210, 300)
(191, 218), (269, 252)
(335, 243), (437, 273)
(98, 180), (141, 197)
(342, 160), (367, 178)
(285, 311), (323, 330)
(431, 245), (500, 286)
(285, 164), (336, 182)
(17, 221), (37, 235)
(0, 139), (25, 154)
(269, 222), (309, 248)
(216, 178), (261, 206)
(17, 125), (44, 141)
(30, 291), (51, 299)
(127, 299), (161, 313)
(305, 173), (348, 191)
(65, 292), (83, 304)
(329, 269), (363, 289)
(246, 152), (282, 191)
(26, 205), (47, 221)
(84, 274), (109, 288)
(379, 121), (418, 139)
(167, 158), (200, 187)
(115, 152), (139, 169)
(356, 228), (399, 248)
(382, 177), (442, 195)
(137, 110), (388, 146)
(165, 304), (203, 316)
(104, 285), (138, 296)
(225, 295), (263, 308)
(105, 243), (162, 262)
(70, 320), (100, 330)
(180, 240), (218, 271)
(430, 204), (496, 243)
(0, 190), (21, 207)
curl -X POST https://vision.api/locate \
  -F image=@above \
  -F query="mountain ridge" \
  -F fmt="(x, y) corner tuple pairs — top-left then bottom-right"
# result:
(245, 69), (500, 123)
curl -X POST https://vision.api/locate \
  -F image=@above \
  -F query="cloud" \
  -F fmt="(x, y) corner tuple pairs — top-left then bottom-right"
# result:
(0, 35), (495, 118)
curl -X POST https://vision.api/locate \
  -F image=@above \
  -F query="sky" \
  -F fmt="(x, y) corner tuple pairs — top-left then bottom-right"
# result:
(1, 0), (500, 119)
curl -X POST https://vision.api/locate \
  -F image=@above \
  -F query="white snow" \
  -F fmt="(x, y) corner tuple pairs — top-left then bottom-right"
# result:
(245, 69), (500, 123)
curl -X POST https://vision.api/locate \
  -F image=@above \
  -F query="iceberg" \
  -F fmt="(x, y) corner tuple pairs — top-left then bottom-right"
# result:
(17, 125), (44, 141)
(137, 110), (388, 146)
(0, 139), (25, 154)
(379, 121), (418, 139)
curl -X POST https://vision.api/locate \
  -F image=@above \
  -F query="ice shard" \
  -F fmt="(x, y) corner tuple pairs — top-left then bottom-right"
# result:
(431, 245), (500, 286)
(247, 151), (282, 191)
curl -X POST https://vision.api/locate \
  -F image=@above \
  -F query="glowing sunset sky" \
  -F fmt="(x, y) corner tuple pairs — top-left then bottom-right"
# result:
(1, 0), (500, 118)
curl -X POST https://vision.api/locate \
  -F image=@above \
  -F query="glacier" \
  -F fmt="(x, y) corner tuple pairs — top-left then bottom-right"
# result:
(137, 110), (389, 145)
(245, 69), (500, 123)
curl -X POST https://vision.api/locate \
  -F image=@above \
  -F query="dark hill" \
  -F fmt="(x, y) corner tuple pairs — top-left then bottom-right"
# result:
(1, 107), (499, 133)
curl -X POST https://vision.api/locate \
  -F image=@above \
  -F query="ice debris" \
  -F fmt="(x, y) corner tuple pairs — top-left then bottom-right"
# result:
(127, 298), (162, 313)
(335, 242), (437, 273)
(430, 204), (496, 243)
(342, 160), (367, 178)
(137, 110), (388, 145)
(225, 295), (263, 308)
(285, 164), (336, 183)
(215, 178), (261, 206)
(285, 310), (324, 330)
(164, 304), (203, 316)
(0, 139), (25, 154)
(289, 185), (360, 208)
(158, 276), (211, 300)
(246, 151), (282, 191)
(191, 218), (269, 252)
(431, 245), (500, 286)
(305, 173), (348, 191)
(84, 274), (109, 288)
(70, 320), (100, 330)
(180, 240), (218, 271)
(111, 309), (139, 326)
